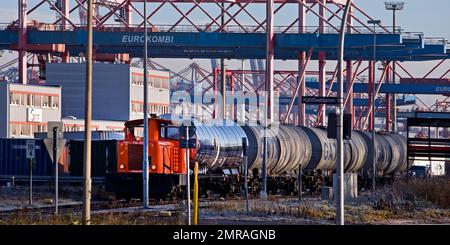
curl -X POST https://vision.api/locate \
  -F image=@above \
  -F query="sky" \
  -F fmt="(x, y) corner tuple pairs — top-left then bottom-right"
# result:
(0, 0), (449, 105)
(0, 0), (448, 38)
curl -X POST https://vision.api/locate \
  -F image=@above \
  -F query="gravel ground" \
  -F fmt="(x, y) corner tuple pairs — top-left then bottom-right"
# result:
(0, 184), (110, 212)
(0, 184), (449, 224)
(198, 193), (450, 225)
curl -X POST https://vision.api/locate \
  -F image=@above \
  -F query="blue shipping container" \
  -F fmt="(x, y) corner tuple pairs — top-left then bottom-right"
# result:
(34, 131), (124, 140)
(0, 138), (53, 176)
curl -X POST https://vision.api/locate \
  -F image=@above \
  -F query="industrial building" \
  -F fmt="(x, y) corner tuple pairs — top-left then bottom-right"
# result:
(45, 63), (170, 121)
(0, 81), (129, 138)
(0, 82), (61, 138)
(0, 63), (170, 138)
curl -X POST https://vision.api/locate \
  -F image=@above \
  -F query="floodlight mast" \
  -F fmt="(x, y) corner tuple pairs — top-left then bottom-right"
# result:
(384, 2), (404, 132)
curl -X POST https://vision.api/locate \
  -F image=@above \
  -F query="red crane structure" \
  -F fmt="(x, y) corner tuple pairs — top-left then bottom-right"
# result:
(1, 0), (449, 132)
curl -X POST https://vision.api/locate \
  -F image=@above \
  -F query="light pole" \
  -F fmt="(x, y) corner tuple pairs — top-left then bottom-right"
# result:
(337, 0), (353, 226)
(143, 0), (149, 208)
(368, 19), (380, 192)
(82, 0), (93, 225)
(385, 2), (404, 132)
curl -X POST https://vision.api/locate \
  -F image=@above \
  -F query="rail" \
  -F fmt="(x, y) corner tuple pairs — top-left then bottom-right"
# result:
(0, 23), (400, 34)
(0, 175), (105, 184)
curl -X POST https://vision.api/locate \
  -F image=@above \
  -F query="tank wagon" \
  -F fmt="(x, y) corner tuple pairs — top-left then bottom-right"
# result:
(191, 120), (409, 176)
(64, 116), (409, 198)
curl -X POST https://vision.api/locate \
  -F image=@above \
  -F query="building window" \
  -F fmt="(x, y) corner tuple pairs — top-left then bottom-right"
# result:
(10, 93), (20, 105)
(27, 94), (34, 107)
(20, 124), (31, 137)
(31, 125), (39, 136)
(149, 77), (154, 87)
(131, 75), (143, 86)
(42, 96), (50, 108)
(10, 123), (48, 138)
(20, 94), (26, 106)
(11, 123), (20, 137)
(38, 125), (46, 133)
(34, 95), (42, 107)
(161, 78), (169, 89)
(131, 103), (141, 113)
(52, 96), (59, 108)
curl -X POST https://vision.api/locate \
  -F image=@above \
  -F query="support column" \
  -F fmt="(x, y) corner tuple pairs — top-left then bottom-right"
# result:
(344, 5), (354, 126)
(345, 61), (354, 126)
(213, 68), (218, 119)
(266, 1), (275, 124)
(318, 0), (326, 126)
(392, 13), (397, 133)
(318, 53), (326, 126)
(221, 62), (226, 120)
(392, 63), (397, 132)
(125, 1), (133, 25)
(385, 64), (391, 132)
(18, 0), (28, 84)
(319, 0), (326, 33)
(240, 60), (246, 123)
(260, 0), (274, 200)
(220, 2), (226, 120)
(62, 0), (70, 64)
(298, 0), (306, 126)
(368, 61), (374, 130)
(230, 75), (235, 121)
(61, 0), (69, 29)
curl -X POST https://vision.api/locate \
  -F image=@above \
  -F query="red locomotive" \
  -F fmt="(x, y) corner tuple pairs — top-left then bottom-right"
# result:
(105, 117), (191, 199)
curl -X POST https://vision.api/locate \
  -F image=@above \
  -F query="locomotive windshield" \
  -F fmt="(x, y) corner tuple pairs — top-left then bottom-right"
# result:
(160, 124), (179, 140)
(128, 126), (144, 139)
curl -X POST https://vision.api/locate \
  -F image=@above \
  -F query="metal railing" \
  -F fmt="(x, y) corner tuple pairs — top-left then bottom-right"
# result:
(0, 22), (400, 34)
(424, 37), (448, 45)
(402, 31), (423, 40)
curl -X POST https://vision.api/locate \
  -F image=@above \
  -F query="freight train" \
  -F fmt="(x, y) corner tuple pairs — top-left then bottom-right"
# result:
(0, 115), (410, 199)
(76, 115), (408, 199)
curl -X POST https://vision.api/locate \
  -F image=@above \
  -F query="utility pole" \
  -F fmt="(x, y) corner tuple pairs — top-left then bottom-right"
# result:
(385, 2), (405, 133)
(336, 0), (353, 226)
(368, 19), (381, 192)
(261, 0), (274, 201)
(142, 0), (149, 209)
(53, 127), (58, 215)
(82, 0), (94, 225)
(221, 2), (226, 121)
(240, 60), (245, 123)
(242, 138), (249, 214)
(185, 126), (191, 225)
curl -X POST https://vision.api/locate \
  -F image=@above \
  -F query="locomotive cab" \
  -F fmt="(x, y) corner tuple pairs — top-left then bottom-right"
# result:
(105, 117), (187, 199)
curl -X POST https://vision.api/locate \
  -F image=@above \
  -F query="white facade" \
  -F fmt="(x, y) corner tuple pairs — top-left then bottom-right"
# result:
(61, 118), (125, 132)
(0, 82), (126, 138)
(0, 83), (62, 138)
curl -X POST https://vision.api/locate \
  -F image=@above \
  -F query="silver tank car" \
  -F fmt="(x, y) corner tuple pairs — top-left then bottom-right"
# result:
(192, 119), (247, 170)
(300, 127), (336, 171)
(354, 131), (392, 173)
(241, 125), (312, 175)
(184, 118), (409, 176)
(355, 131), (408, 175)
(383, 134), (409, 174)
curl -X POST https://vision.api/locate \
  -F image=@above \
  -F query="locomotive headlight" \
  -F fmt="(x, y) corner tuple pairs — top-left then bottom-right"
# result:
(119, 164), (125, 170)
(151, 165), (156, 170)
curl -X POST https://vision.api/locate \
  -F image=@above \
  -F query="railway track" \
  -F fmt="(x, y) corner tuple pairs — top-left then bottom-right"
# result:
(0, 194), (256, 217)
(0, 175), (105, 184)
(0, 198), (185, 216)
